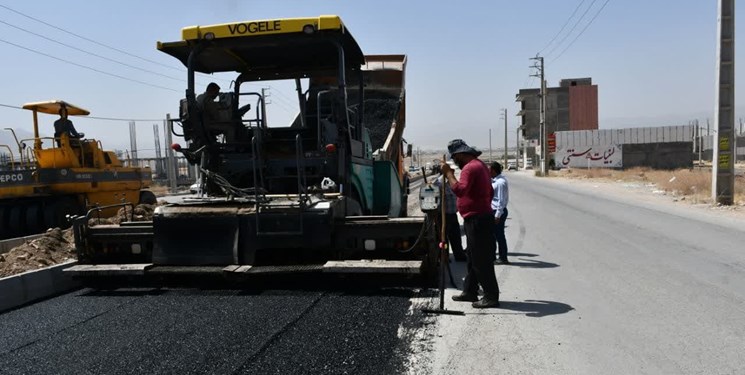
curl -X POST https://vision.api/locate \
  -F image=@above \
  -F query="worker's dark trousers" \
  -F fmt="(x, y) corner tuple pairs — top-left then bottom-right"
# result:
(462, 213), (500, 299)
(493, 208), (509, 261)
(445, 213), (466, 260)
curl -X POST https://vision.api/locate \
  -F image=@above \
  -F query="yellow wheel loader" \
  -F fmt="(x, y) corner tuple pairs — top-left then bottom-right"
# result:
(0, 100), (153, 239)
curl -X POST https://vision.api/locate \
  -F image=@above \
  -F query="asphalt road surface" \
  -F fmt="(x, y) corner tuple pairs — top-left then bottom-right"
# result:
(3, 171), (745, 374)
(0, 180), (434, 375)
(0, 285), (430, 375)
(430, 171), (745, 374)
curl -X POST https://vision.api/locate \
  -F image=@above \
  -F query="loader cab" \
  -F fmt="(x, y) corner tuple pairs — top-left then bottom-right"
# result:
(20, 100), (100, 169)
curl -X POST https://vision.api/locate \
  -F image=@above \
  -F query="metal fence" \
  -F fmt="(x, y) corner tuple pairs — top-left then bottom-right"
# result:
(1, 153), (197, 186)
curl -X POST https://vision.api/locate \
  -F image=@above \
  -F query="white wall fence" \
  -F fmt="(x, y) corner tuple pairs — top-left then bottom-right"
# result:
(556, 125), (694, 148)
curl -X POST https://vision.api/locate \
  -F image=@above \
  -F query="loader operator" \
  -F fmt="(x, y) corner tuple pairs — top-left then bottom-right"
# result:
(54, 106), (83, 147)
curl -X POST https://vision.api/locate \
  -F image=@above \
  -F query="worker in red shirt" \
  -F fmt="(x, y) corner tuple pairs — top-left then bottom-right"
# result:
(440, 139), (500, 308)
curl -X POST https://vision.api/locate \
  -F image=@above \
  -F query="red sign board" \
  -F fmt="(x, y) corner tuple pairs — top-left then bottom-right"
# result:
(548, 133), (556, 153)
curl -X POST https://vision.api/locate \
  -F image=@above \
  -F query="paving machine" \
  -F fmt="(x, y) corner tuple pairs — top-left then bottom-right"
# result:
(66, 16), (440, 283)
(0, 101), (154, 239)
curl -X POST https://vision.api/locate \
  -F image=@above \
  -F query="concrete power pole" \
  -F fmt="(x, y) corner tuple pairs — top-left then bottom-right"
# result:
(737, 118), (741, 162)
(516, 126), (522, 170)
(164, 114), (177, 193)
(499, 108), (508, 168)
(712, 0), (735, 205)
(697, 119), (703, 165)
(530, 56), (548, 176)
(153, 124), (163, 178)
(542, 79), (548, 175)
(128, 121), (138, 165)
(261, 88), (269, 128)
(503, 109), (508, 168)
(489, 129), (493, 161)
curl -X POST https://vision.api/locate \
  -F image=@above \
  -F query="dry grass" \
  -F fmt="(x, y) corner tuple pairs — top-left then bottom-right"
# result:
(560, 167), (745, 205)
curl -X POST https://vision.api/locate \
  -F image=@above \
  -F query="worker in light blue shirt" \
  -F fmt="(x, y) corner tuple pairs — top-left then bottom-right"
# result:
(489, 162), (509, 264)
(433, 175), (467, 261)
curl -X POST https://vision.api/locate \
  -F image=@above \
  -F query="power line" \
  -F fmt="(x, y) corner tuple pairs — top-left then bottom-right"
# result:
(0, 102), (165, 122)
(544, 0), (599, 58)
(84, 116), (166, 122)
(550, 0), (612, 63)
(0, 4), (181, 73)
(521, 72), (533, 89)
(1, 5), (314, 118)
(0, 4), (318, 97)
(0, 4), (235, 87)
(538, 0), (587, 55)
(0, 37), (180, 92)
(0, 18), (184, 83)
(267, 90), (298, 111)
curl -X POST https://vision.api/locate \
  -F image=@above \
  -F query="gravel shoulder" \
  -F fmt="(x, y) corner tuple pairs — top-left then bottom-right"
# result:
(540, 170), (745, 228)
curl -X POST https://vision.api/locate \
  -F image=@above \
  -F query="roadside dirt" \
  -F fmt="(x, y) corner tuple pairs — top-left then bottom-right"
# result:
(87, 203), (156, 226)
(0, 228), (75, 278)
(0, 204), (157, 278)
(535, 168), (745, 220)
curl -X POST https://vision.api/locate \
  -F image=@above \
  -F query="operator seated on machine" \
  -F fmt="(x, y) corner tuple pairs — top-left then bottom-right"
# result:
(197, 82), (251, 143)
(54, 106), (84, 147)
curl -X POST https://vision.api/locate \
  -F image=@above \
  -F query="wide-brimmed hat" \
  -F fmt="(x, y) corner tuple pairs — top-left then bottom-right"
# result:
(447, 139), (482, 159)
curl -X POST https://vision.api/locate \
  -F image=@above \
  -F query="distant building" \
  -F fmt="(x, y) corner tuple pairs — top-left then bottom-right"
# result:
(516, 78), (598, 140)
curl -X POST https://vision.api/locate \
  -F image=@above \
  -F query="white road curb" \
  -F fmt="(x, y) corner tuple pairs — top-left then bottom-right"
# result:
(0, 260), (80, 313)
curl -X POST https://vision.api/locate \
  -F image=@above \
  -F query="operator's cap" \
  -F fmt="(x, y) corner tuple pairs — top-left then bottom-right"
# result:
(447, 139), (482, 159)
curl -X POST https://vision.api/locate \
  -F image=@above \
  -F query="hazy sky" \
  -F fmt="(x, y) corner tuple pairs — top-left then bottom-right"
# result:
(0, 1), (738, 154)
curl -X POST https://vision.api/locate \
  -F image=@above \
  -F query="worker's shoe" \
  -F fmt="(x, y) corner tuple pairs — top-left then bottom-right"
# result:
(472, 296), (501, 309)
(451, 293), (478, 302)
(494, 258), (510, 265)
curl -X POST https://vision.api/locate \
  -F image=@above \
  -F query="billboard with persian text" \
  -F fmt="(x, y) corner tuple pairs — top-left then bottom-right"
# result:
(556, 144), (622, 168)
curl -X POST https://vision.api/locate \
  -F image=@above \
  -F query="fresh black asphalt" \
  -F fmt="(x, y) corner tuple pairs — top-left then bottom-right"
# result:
(0, 286), (429, 374)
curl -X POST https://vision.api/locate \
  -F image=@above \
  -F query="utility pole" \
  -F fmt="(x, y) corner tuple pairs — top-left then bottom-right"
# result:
(164, 114), (177, 193)
(713, 0), (735, 205)
(516, 126), (522, 170)
(128, 121), (138, 166)
(696, 119), (704, 167)
(691, 120), (695, 154)
(261, 88), (270, 127)
(489, 129), (493, 161)
(737, 118), (742, 162)
(153, 124), (163, 178)
(499, 108), (508, 168)
(541, 78), (548, 174)
(530, 55), (548, 176)
(504, 108), (508, 168)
